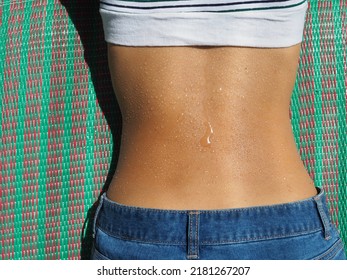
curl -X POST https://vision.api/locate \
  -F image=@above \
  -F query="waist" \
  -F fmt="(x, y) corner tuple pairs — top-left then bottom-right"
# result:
(108, 114), (317, 209)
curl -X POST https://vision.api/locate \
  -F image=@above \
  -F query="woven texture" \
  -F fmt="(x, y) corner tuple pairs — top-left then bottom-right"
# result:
(0, 0), (346, 260)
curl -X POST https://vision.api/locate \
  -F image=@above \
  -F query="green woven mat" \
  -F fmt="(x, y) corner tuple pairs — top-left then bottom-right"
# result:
(0, 0), (346, 260)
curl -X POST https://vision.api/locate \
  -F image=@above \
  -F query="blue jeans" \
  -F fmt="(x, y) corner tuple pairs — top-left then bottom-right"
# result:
(91, 188), (346, 260)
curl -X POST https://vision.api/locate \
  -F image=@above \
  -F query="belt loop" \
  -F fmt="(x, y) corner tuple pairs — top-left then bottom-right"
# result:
(92, 192), (105, 239)
(314, 192), (331, 240)
(187, 211), (200, 259)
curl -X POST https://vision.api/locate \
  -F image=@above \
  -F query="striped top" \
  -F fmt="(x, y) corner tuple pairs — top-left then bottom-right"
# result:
(99, 0), (309, 47)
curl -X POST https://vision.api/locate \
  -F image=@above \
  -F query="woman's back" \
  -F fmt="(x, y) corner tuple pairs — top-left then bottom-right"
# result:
(106, 44), (317, 209)
(91, 0), (346, 261)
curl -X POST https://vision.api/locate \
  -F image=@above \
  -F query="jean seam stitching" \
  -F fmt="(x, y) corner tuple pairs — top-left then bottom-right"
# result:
(196, 212), (199, 258)
(327, 246), (345, 260)
(92, 247), (111, 260)
(201, 228), (323, 245)
(189, 212), (193, 256)
(96, 225), (186, 245)
(92, 194), (104, 239)
(313, 239), (343, 260)
(314, 196), (331, 240)
(96, 224), (322, 245)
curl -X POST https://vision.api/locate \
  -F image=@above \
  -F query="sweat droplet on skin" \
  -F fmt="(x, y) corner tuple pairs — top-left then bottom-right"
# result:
(200, 121), (214, 147)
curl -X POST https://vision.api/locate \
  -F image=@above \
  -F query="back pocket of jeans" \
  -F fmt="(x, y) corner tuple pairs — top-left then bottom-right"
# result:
(312, 238), (346, 260)
(92, 246), (111, 260)
(92, 227), (114, 260)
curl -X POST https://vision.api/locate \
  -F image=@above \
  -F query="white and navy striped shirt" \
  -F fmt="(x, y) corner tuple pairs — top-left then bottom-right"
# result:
(99, 0), (308, 47)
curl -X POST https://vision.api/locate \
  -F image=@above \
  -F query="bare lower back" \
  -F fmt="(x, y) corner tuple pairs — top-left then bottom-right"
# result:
(106, 43), (317, 210)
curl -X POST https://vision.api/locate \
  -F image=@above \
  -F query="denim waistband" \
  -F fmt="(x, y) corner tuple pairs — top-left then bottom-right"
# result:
(93, 187), (332, 245)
